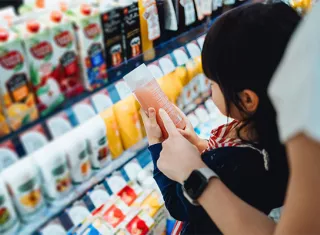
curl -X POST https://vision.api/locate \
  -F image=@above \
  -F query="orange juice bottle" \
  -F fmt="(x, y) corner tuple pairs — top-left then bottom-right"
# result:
(124, 64), (186, 138)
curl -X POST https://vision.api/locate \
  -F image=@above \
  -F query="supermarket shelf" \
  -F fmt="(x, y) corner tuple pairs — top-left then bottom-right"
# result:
(0, 20), (211, 145)
(17, 138), (149, 235)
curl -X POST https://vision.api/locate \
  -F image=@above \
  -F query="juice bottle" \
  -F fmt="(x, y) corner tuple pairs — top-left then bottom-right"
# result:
(19, 124), (49, 155)
(124, 64), (186, 138)
(100, 107), (124, 159)
(0, 27), (39, 130)
(100, 1), (125, 68)
(47, 10), (84, 98)
(2, 157), (46, 223)
(0, 178), (20, 235)
(66, 3), (108, 90)
(0, 140), (18, 173)
(113, 95), (143, 150)
(32, 141), (72, 205)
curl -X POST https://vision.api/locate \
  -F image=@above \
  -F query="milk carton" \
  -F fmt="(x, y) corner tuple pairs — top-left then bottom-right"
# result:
(16, 20), (65, 116)
(66, 4), (108, 90)
(0, 27), (38, 130)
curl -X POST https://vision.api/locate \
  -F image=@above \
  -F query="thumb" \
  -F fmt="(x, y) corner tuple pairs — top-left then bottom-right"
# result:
(178, 129), (189, 138)
(159, 109), (178, 136)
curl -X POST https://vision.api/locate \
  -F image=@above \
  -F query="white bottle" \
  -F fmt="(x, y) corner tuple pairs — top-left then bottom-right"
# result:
(32, 141), (72, 205)
(2, 157), (46, 222)
(81, 116), (111, 170)
(61, 127), (92, 184)
(0, 177), (20, 235)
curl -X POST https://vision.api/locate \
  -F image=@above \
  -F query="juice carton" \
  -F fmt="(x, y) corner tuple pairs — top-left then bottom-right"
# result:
(91, 89), (113, 113)
(66, 4), (108, 90)
(80, 116), (111, 170)
(47, 10), (84, 98)
(0, 140), (19, 173)
(85, 184), (110, 210)
(100, 107), (124, 159)
(66, 200), (91, 228)
(0, 177), (20, 235)
(71, 98), (96, 125)
(100, 2), (125, 67)
(0, 108), (10, 137)
(121, 0), (142, 60)
(125, 210), (155, 235)
(46, 110), (73, 139)
(123, 159), (143, 182)
(17, 20), (66, 116)
(59, 127), (92, 184)
(117, 182), (142, 206)
(106, 174), (128, 195)
(19, 124), (49, 155)
(124, 64), (185, 139)
(0, 27), (39, 130)
(2, 156), (46, 223)
(32, 141), (72, 205)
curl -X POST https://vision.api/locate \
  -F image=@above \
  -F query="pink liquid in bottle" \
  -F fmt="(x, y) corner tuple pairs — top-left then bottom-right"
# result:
(124, 64), (186, 138)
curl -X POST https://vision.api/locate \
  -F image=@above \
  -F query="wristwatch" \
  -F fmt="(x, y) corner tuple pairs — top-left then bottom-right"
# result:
(182, 168), (219, 206)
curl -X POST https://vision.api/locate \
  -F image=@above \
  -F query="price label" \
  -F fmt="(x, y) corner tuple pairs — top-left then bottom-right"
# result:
(159, 55), (176, 75)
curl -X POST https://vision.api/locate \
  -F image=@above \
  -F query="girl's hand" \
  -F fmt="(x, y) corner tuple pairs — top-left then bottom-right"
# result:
(140, 108), (163, 145)
(175, 106), (208, 152)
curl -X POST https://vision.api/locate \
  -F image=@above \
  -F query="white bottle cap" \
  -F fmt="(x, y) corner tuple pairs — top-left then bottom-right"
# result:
(123, 64), (155, 91)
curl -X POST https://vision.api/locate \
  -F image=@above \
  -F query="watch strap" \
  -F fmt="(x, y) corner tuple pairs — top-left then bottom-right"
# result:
(197, 168), (219, 182)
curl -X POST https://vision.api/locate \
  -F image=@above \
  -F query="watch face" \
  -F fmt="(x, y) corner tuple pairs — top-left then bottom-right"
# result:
(184, 170), (208, 200)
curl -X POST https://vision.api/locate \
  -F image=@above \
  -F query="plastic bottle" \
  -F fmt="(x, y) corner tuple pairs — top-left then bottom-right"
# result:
(124, 64), (186, 138)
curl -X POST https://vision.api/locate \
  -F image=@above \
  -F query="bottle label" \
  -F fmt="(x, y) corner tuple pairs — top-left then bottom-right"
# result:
(164, 0), (178, 31)
(180, 0), (196, 26)
(143, 3), (161, 41)
(193, 0), (204, 21)
(202, 0), (213, 15)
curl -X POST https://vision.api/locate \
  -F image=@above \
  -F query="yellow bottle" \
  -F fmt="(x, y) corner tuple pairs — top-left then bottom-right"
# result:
(113, 95), (143, 150)
(100, 107), (124, 159)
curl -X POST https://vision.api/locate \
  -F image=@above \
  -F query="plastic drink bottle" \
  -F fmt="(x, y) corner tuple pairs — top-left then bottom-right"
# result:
(124, 64), (186, 138)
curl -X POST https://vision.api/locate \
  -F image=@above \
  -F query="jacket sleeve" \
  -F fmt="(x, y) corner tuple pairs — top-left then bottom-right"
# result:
(148, 144), (189, 221)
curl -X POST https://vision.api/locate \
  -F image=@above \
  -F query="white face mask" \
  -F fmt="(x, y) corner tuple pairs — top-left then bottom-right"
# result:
(269, 3), (320, 143)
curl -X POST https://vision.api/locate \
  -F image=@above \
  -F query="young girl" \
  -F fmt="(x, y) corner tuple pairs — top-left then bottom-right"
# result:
(140, 2), (300, 235)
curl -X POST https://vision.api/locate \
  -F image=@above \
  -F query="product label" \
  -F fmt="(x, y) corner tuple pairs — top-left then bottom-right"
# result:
(89, 185), (110, 208)
(180, 0), (196, 26)
(164, 0), (178, 31)
(122, 2), (142, 59)
(101, 7), (124, 67)
(72, 98), (96, 124)
(143, 1), (161, 41)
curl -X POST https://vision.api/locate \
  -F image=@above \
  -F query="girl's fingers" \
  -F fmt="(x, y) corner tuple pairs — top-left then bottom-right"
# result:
(148, 108), (157, 125)
(140, 109), (149, 124)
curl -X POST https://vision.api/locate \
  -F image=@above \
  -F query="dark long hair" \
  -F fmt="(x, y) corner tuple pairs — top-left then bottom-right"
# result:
(202, 2), (300, 202)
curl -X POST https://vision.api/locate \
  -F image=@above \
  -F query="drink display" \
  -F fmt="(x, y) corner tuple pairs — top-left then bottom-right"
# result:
(0, 27), (38, 130)
(124, 64), (186, 138)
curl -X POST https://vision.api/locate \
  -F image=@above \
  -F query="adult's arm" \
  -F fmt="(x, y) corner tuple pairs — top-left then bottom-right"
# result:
(149, 143), (189, 221)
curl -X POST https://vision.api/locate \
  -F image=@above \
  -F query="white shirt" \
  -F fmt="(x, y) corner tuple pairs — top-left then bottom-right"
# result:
(269, 3), (320, 143)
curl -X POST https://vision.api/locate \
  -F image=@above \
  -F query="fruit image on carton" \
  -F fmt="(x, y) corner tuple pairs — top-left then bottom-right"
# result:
(16, 19), (65, 116)
(47, 10), (84, 99)
(66, 4), (108, 90)
(0, 27), (39, 131)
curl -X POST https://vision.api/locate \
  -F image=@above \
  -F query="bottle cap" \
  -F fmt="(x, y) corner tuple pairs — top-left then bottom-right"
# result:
(27, 20), (40, 33)
(50, 10), (63, 23)
(123, 64), (155, 91)
(0, 28), (9, 42)
(80, 4), (92, 15)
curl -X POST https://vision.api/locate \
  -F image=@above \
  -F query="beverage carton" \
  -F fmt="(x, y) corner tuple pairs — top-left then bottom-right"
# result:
(66, 4), (108, 90)
(46, 110), (73, 139)
(19, 124), (49, 155)
(0, 140), (19, 173)
(16, 19), (65, 116)
(0, 27), (39, 130)
(47, 10), (84, 98)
